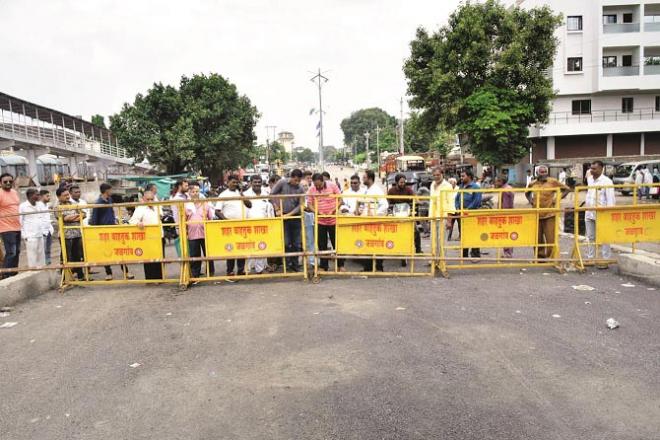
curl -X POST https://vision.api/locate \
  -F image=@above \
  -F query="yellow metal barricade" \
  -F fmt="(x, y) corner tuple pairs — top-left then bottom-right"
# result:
(58, 200), (183, 288)
(437, 186), (569, 276)
(186, 194), (307, 284)
(571, 183), (660, 271)
(312, 194), (435, 280)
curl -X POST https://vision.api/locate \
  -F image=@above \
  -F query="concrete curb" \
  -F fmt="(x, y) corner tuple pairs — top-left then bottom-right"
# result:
(617, 253), (660, 287)
(0, 271), (60, 308)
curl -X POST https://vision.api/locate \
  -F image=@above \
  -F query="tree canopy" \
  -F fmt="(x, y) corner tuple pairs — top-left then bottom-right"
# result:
(91, 114), (106, 128)
(403, 0), (560, 165)
(109, 73), (259, 175)
(340, 108), (397, 156)
(293, 147), (315, 163)
(268, 141), (289, 163)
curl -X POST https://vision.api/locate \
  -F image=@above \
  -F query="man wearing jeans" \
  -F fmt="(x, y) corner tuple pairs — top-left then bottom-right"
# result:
(307, 173), (343, 272)
(585, 160), (616, 268)
(0, 173), (21, 278)
(270, 169), (304, 272)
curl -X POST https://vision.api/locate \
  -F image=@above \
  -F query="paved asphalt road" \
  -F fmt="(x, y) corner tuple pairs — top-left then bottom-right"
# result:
(1, 267), (659, 440)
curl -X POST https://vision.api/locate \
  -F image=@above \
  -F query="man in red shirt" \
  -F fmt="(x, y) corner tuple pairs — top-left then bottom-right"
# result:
(306, 173), (343, 271)
(0, 173), (21, 278)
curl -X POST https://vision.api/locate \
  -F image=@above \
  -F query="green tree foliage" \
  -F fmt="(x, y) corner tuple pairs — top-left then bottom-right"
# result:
(340, 108), (397, 155)
(268, 141), (289, 163)
(403, 0), (560, 165)
(91, 114), (106, 128)
(404, 112), (455, 155)
(322, 146), (338, 162)
(110, 73), (259, 174)
(293, 147), (315, 163)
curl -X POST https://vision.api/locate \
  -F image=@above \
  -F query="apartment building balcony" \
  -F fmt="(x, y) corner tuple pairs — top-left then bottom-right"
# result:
(645, 5), (660, 31)
(603, 5), (641, 33)
(536, 107), (660, 138)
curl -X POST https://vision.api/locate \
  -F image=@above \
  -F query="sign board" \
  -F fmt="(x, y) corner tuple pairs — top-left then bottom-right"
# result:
(82, 225), (163, 263)
(596, 207), (660, 244)
(461, 211), (538, 248)
(205, 218), (284, 257)
(336, 217), (414, 255)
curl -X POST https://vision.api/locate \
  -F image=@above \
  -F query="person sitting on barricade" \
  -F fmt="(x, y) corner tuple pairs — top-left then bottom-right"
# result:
(388, 174), (421, 268)
(129, 190), (164, 280)
(527, 165), (570, 259)
(243, 175), (274, 275)
(90, 183), (134, 281)
(361, 170), (388, 272)
(215, 174), (252, 278)
(307, 172), (343, 272)
(270, 169), (304, 273)
(585, 160), (616, 268)
(186, 183), (215, 281)
(56, 187), (85, 280)
(456, 169), (482, 261)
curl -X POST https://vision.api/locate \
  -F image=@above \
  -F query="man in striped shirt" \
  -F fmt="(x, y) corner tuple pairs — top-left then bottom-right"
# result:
(306, 173), (343, 272)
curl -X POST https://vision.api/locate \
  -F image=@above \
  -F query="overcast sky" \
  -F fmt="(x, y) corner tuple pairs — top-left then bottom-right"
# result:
(0, 0), (461, 152)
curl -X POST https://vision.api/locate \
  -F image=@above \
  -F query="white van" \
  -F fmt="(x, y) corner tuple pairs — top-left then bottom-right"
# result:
(612, 160), (660, 195)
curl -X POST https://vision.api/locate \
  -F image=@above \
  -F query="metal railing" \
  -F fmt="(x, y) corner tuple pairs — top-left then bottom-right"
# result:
(603, 65), (640, 77)
(643, 64), (660, 75)
(547, 107), (659, 125)
(0, 121), (128, 159)
(603, 23), (640, 33)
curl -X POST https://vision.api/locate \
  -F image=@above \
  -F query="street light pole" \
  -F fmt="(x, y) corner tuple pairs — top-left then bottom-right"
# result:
(364, 131), (371, 170)
(310, 68), (329, 171)
(375, 124), (381, 178)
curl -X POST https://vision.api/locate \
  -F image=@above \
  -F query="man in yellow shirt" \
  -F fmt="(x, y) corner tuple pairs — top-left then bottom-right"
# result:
(430, 167), (455, 262)
(528, 165), (570, 259)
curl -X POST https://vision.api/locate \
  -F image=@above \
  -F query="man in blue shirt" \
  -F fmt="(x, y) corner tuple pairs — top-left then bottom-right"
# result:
(455, 169), (482, 260)
(89, 183), (134, 281)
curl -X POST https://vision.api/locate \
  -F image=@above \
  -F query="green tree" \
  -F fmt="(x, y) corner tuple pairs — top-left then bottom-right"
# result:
(404, 112), (454, 155)
(294, 147), (315, 163)
(268, 141), (289, 163)
(340, 108), (397, 155)
(110, 73), (259, 174)
(403, 0), (560, 165)
(91, 114), (106, 128)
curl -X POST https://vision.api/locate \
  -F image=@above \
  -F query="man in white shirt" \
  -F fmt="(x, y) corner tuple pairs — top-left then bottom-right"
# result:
(362, 169), (388, 216)
(525, 170), (533, 188)
(243, 176), (274, 274)
(585, 160), (616, 265)
(129, 190), (164, 279)
(340, 174), (365, 215)
(642, 167), (654, 200)
(634, 168), (644, 200)
(558, 168), (567, 185)
(361, 170), (388, 272)
(38, 189), (54, 265)
(19, 188), (46, 267)
(215, 174), (252, 276)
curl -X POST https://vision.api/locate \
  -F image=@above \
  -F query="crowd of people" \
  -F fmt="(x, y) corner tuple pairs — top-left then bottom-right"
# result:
(0, 159), (641, 280)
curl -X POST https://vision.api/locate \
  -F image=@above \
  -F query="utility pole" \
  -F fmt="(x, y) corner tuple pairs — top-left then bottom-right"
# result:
(375, 124), (382, 178)
(310, 68), (328, 171)
(265, 125), (276, 167)
(399, 97), (405, 155)
(364, 131), (371, 170)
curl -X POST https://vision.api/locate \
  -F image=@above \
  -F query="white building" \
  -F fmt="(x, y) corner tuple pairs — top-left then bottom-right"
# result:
(276, 131), (295, 155)
(518, 0), (660, 171)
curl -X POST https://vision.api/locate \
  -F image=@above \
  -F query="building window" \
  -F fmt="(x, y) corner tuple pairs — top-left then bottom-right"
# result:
(567, 57), (583, 72)
(623, 13), (633, 23)
(622, 97), (634, 113)
(645, 15), (660, 23)
(572, 100), (592, 115)
(567, 16), (583, 31)
(646, 56), (660, 66)
(603, 56), (617, 68)
(622, 55), (633, 67)
(603, 14), (617, 24)
(656, 96), (660, 112)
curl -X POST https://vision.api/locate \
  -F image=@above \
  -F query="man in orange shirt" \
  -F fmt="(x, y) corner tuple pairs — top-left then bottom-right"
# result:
(0, 173), (22, 278)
